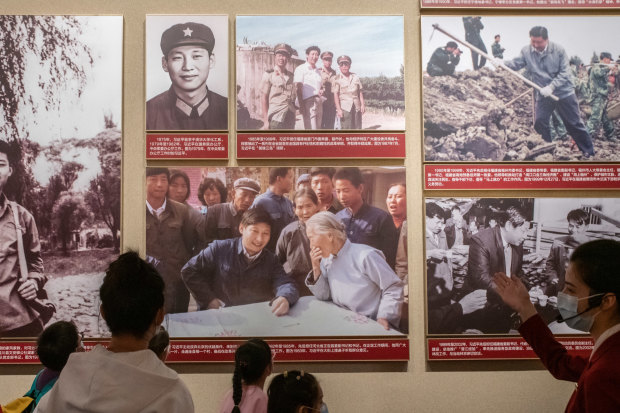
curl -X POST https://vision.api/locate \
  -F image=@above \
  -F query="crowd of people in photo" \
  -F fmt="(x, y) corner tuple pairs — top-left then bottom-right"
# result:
(146, 166), (408, 332)
(2, 252), (326, 412)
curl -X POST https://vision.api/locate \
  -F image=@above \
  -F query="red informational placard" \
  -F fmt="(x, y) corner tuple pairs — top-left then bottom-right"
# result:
(421, 0), (620, 7)
(237, 133), (405, 159)
(428, 337), (592, 360)
(0, 339), (409, 364)
(425, 164), (620, 190)
(146, 133), (228, 159)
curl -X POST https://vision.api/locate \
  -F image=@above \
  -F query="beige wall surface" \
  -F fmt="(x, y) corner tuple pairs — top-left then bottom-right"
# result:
(2, 0), (608, 412)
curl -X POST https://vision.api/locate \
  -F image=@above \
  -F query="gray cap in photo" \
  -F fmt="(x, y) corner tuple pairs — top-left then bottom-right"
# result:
(160, 22), (215, 56)
(297, 173), (311, 186)
(233, 177), (260, 194)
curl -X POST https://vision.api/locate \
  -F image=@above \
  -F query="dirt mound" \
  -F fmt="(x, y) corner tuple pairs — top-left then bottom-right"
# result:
(423, 68), (620, 162)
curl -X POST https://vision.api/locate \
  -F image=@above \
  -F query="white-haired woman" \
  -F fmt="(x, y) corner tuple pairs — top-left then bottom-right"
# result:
(304, 211), (404, 330)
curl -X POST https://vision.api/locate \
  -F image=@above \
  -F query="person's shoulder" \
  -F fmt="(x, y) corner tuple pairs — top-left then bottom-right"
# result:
(548, 41), (566, 54)
(146, 89), (172, 109)
(10, 201), (36, 221)
(208, 90), (228, 107)
(367, 203), (391, 218)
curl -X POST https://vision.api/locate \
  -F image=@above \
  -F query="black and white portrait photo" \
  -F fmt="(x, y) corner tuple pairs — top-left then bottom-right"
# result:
(146, 15), (229, 131)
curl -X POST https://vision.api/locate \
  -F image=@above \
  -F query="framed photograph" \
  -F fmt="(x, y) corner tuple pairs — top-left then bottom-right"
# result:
(0, 16), (122, 351)
(422, 16), (620, 163)
(424, 197), (620, 359)
(143, 166), (408, 361)
(235, 15), (405, 132)
(145, 15), (228, 132)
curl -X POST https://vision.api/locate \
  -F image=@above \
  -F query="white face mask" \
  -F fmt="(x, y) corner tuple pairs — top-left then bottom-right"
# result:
(557, 291), (605, 332)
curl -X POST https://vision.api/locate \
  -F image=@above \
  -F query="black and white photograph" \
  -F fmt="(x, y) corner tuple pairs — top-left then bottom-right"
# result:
(145, 166), (408, 337)
(145, 15), (229, 131)
(422, 16), (620, 162)
(236, 15), (405, 131)
(0, 16), (122, 339)
(425, 197), (620, 336)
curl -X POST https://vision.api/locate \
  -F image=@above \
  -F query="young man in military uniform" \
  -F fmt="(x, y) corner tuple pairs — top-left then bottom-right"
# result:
(260, 43), (296, 130)
(426, 42), (462, 77)
(586, 52), (617, 142)
(463, 16), (487, 70)
(320, 51), (337, 129)
(146, 22), (228, 131)
(491, 34), (505, 59)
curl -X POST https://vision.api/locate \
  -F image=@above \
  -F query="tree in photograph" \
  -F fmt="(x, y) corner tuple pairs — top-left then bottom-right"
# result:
(85, 128), (121, 252)
(0, 15), (93, 141)
(52, 192), (90, 255)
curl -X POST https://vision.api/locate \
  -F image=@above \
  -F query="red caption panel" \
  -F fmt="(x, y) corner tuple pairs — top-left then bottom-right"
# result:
(422, 0), (620, 7)
(0, 339), (408, 364)
(425, 164), (620, 190)
(146, 133), (228, 159)
(237, 133), (405, 159)
(428, 337), (592, 360)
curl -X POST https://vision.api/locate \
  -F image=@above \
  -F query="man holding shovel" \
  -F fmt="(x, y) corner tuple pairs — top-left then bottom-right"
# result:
(501, 26), (594, 158)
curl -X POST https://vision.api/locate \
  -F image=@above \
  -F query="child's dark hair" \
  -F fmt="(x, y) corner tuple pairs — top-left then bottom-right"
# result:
(267, 370), (320, 413)
(36, 321), (80, 372)
(99, 251), (165, 337)
(231, 339), (272, 413)
(148, 325), (170, 360)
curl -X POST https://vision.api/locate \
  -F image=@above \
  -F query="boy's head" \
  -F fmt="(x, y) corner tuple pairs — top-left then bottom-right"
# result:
(37, 321), (82, 372)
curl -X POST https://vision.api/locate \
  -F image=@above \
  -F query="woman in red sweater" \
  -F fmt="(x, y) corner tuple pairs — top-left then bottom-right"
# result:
(493, 239), (620, 413)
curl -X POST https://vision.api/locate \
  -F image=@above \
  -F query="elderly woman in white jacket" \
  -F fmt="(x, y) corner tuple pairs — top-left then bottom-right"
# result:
(304, 211), (404, 330)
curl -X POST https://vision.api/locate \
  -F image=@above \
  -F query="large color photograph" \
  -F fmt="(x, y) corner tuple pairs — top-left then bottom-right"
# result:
(145, 166), (408, 337)
(422, 16), (620, 162)
(236, 15), (405, 131)
(145, 15), (229, 132)
(425, 197), (620, 335)
(0, 16), (122, 339)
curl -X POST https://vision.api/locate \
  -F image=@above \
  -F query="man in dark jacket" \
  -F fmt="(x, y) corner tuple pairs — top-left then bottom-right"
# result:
(182, 208), (298, 315)
(427, 41), (462, 77)
(463, 16), (487, 70)
(463, 206), (530, 333)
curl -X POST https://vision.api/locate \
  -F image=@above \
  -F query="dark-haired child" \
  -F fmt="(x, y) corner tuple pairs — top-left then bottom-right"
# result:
(24, 321), (82, 408)
(267, 370), (323, 413)
(219, 338), (272, 413)
(34, 251), (194, 412)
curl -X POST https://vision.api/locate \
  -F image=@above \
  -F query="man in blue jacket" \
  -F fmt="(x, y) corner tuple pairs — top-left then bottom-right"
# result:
(181, 208), (298, 316)
(502, 26), (594, 158)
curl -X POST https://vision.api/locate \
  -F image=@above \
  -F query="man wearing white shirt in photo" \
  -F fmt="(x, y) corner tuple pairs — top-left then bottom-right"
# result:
(294, 45), (324, 130)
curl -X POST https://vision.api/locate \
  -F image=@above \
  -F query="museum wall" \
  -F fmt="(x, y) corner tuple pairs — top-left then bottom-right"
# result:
(1, 0), (606, 411)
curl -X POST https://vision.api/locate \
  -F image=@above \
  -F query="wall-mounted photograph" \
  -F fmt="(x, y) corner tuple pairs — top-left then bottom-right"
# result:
(422, 16), (620, 162)
(236, 15), (405, 131)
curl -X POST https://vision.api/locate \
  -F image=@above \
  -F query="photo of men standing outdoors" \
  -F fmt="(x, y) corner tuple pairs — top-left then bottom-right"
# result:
(236, 16), (405, 131)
